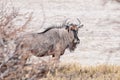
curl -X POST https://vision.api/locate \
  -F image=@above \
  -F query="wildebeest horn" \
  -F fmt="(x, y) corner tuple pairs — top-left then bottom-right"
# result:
(77, 18), (81, 26)
(77, 18), (84, 28)
(62, 18), (70, 27)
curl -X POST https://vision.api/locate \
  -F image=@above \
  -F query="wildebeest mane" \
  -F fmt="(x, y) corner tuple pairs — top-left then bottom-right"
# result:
(38, 25), (64, 34)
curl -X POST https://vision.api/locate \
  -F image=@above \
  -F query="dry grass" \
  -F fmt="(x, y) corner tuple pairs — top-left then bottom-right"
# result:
(1, 61), (120, 80)
(43, 63), (120, 80)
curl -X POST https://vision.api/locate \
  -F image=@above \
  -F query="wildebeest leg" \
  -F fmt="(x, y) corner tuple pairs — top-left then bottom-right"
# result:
(15, 53), (29, 78)
(51, 46), (65, 63)
(48, 54), (60, 66)
(49, 54), (60, 74)
(51, 51), (64, 67)
(20, 51), (31, 66)
(52, 55), (60, 63)
(38, 58), (48, 65)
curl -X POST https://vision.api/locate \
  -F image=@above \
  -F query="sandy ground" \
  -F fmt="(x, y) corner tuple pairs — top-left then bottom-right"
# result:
(6, 0), (120, 66)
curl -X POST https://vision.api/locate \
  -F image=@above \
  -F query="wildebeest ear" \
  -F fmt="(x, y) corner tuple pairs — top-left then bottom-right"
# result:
(78, 24), (84, 28)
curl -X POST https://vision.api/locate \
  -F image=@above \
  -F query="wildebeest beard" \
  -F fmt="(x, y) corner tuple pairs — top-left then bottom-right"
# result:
(68, 40), (79, 52)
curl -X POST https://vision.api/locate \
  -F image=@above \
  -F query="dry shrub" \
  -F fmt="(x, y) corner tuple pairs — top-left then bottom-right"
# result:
(0, 0), (48, 79)
(0, 0), (33, 79)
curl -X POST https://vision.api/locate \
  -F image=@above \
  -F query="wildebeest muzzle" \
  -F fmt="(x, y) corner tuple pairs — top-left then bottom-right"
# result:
(73, 30), (80, 44)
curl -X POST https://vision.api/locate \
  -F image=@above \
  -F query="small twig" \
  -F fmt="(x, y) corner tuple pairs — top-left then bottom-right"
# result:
(0, 53), (15, 69)
(8, 12), (33, 38)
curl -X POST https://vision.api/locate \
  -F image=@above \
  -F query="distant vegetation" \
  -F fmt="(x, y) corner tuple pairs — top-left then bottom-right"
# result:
(0, 0), (32, 79)
(115, 0), (120, 3)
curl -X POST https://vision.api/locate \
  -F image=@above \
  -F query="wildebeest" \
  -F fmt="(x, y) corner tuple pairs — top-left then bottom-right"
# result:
(14, 18), (83, 65)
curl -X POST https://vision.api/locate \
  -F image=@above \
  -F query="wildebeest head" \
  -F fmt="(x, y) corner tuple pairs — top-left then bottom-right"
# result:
(63, 18), (83, 43)
(62, 18), (83, 51)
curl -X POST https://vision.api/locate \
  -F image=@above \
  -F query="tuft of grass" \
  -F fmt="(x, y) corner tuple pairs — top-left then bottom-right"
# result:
(43, 63), (120, 80)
